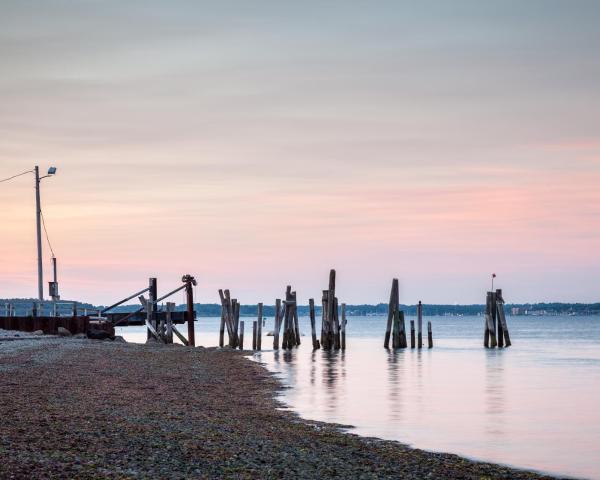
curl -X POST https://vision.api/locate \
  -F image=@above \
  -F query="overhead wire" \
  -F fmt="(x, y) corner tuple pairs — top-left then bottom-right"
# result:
(0, 169), (33, 184)
(40, 209), (56, 258)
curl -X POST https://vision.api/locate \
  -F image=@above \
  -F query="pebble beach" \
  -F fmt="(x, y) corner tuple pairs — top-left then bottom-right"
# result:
(0, 331), (562, 479)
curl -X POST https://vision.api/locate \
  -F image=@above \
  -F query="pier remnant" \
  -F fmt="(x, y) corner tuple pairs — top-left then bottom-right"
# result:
(384, 278), (407, 349)
(484, 288), (511, 348)
(321, 269), (343, 350)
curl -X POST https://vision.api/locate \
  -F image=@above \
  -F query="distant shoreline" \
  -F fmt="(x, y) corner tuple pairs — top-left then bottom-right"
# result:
(3, 298), (600, 317)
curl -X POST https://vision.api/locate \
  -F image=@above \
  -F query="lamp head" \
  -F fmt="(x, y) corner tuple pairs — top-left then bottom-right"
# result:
(47, 167), (57, 175)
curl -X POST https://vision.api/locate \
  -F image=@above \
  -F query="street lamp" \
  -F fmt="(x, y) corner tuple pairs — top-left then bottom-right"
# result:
(35, 166), (57, 301)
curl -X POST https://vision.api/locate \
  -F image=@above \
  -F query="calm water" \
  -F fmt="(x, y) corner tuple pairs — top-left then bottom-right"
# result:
(118, 315), (600, 479)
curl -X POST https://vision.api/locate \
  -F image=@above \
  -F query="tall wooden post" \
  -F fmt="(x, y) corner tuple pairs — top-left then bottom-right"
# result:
(239, 320), (244, 350)
(341, 303), (347, 350)
(410, 320), (415, 348)
(166, 302), (174, 344)
(417, 300), (423, 349)
(384, 279), (398, 349)
(273, 298), (281, 350)
(146, 278), (157, 341)
(257, 302), (263, 351)
(183, 274), (196, 347)
(309, 298), (319, 349)
(427, 321), (433, 348)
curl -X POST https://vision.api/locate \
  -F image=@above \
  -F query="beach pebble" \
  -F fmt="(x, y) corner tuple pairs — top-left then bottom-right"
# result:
(57, 327), (72, 337)
(32, 330), (44, 336)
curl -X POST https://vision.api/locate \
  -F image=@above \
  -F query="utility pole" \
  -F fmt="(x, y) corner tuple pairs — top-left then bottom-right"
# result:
(35, 166), (43, 301)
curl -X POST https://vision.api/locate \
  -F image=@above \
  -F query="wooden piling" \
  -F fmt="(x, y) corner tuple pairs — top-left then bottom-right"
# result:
(384, 279), (398, 349)
(493, 291), (504, 348)
(417, 300), (423, 349)
(321, 290), (329, 348)
(309, 298), (319, 349)
(219, 298), (226, 347)
(427, 321), (433, 348)
(293, 291), (301, 346)
(496, 289), (511, 347)
(485, 292), (497, 348)
(148, 277), (157, 341)
(239, 320), (244, 350)
(341, 303), (346, 350)
(326, 270), (336, 350)
(166, 302), (174, 344)
(273, 298), (281, 350)
(399, 310), (407, 348)
(257, 302), (263, 351)
(184, 276), (195, 347)
(410, 320), (415, 348)
(252, 320), (257, 350)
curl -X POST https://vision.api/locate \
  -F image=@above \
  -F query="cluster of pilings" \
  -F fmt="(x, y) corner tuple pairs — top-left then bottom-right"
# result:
(484, 288), (511, 348)
(315, 269), (346, 351)
(218, 289), (241, 348)
(273, 286), (300, 350)
(384, 279), (432, 349)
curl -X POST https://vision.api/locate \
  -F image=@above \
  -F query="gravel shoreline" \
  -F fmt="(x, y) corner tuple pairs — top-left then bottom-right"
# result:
(0, 336), (564, 479)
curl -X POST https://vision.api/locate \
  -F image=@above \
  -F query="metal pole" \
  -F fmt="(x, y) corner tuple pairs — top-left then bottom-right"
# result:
(35, 166), (43, 301)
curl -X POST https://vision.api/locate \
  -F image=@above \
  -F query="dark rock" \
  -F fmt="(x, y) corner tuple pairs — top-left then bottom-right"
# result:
(86, 328), (114, 341)
(57, 327), (72, 337)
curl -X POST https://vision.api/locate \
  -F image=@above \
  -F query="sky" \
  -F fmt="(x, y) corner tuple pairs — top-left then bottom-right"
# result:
(1, 0), (599, 305)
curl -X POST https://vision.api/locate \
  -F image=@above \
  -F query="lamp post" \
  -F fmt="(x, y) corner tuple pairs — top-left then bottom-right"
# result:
(34, 165), (57, 301)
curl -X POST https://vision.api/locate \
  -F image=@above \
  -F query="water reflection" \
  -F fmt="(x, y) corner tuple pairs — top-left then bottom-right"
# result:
(386, 349), (405, 423)
(484, 349), (506, 437)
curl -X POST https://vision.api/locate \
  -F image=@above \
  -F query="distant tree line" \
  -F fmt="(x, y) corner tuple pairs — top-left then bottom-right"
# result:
(2, 298), (599, 317)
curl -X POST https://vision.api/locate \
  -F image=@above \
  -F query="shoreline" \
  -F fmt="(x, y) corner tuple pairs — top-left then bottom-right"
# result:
(0, 335), (563, 479)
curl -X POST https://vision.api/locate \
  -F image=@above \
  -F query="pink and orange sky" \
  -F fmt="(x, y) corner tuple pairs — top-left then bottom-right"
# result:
(1, 1), (599, 305)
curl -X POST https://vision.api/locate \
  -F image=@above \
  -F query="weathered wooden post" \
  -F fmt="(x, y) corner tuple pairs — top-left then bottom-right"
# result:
(252, 320), (257, 350)
(392, 304), (400, 348)
(496, 289), (511, 347)
(273, 298), (281, 350)
(410, 320), (415, 348)
(485, 292), (497, 348)
(309, 298), (319, 349)
(219, 299), (226, 348)
(399, 311), (407, 348)
(183, 274), (196, 347)
(239, 320), (244, 350)
(166, 302), (174, 344)
(327, 269), (336, 350)
(428, 321), (433, 348)
(417, 300), (423, 348)
(159, 305), (165, 339)
(148, 277), (157, 341)
(384, 279), (398, 348)
(493, 290), (504, 348)
(293, 291), (301, 346)
(341, 303), (347, 350)
(257, 302), (263, 351)
(321, 290), (329, 348)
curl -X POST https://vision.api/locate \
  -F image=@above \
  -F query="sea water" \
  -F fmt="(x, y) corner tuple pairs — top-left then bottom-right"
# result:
(117, 315), (600, 479)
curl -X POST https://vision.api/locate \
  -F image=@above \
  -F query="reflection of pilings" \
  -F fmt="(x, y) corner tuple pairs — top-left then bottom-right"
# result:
(484, 350), (506, 436)
(386, 350), (404, 422)
(321, 350), (340, 417)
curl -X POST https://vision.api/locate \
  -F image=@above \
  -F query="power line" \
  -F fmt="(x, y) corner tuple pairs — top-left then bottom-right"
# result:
(40, 210), (55, 258)
(0, 169), (33, 184)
